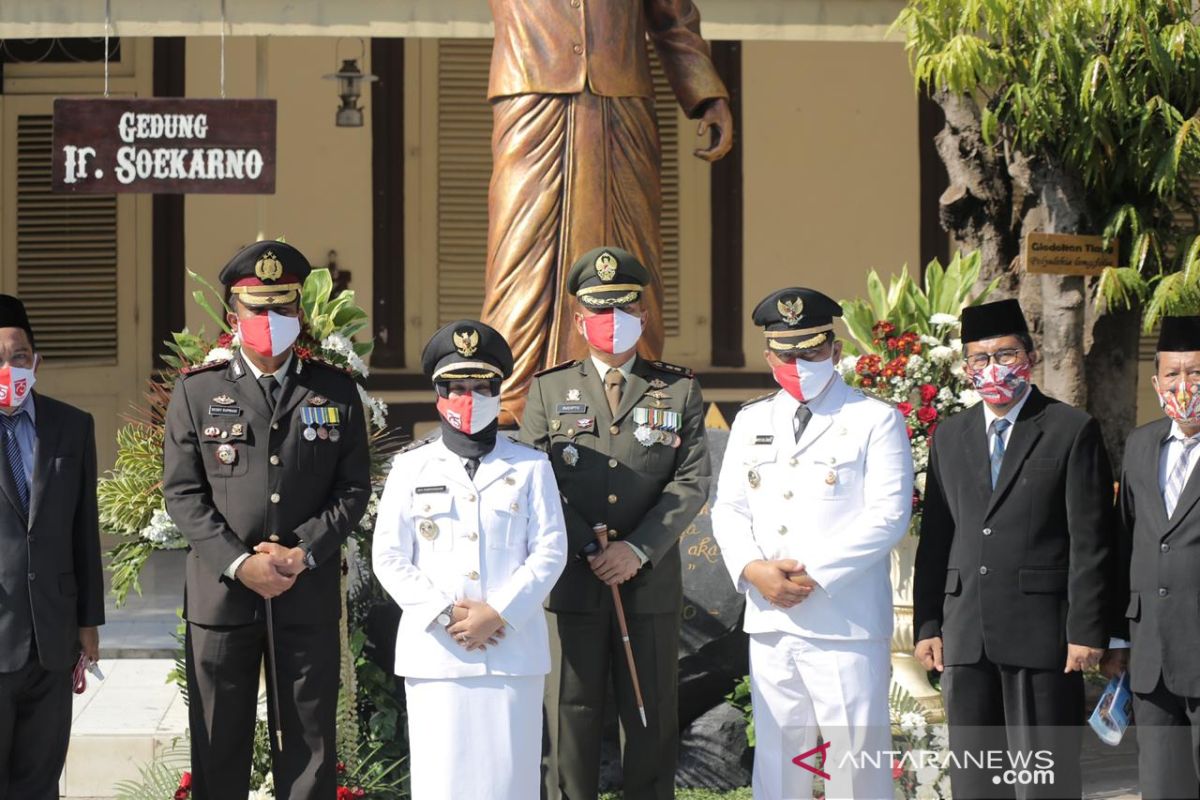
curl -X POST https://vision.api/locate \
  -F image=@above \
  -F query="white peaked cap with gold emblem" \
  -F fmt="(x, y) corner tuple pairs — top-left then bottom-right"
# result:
(421, 319), (515, 382)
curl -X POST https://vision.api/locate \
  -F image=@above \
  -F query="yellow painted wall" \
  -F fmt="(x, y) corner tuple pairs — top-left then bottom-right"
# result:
(741, 40), (920, 366)
(184, 37), (374, 338)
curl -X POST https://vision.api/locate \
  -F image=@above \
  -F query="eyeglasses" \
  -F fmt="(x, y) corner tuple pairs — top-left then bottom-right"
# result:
(965, 348), (1026, 370)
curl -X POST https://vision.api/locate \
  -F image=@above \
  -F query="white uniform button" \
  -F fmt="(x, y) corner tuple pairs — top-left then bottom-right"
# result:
(778, 526), (787, 535)
(466, 494), (476, 502)
(783, 490), (793, 499)
(467, 532), (478, 541)
(979, 566), (989, 575)
(270, 493), (280, 504)
(789, 458), (798, 467)
(270, 455), (280, 466)
(466, 570), (479, 580)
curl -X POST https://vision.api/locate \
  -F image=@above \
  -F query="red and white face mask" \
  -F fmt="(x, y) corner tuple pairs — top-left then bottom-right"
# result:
(238, 311), (301, 359)
(436, 392), (501, 435)
(0, 365), (35, 410)
(771, 356), (834, 403)
(581, 308), (642, 355)
(1156, 379), (1200, 424)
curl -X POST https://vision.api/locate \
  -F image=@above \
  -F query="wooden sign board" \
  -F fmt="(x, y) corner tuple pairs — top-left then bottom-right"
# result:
(52, 98), (276, 194)
(1024, 232), (1118, 276)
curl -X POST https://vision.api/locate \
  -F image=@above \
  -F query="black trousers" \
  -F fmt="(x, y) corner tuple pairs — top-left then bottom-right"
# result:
(0, 651), (72, 800)
(1132, 674), (1200, 799)
(942, 655), (1083, 799)
(186, 619), (340, 800)
(543, 607), (680, 800)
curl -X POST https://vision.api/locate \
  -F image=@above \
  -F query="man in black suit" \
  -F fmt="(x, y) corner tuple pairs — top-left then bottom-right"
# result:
(1103, 316), (1200, 798)
(914, 298), (1115, 798)
(164, 242), (370, 799)
(0, 295), (104, 799)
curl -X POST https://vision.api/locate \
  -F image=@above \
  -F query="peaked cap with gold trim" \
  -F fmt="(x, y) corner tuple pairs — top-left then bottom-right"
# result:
(421, 319), (514, 382)
(751, 287), (844, 351)
(218, 240), (312, 308)
(567, 246), (651, 309)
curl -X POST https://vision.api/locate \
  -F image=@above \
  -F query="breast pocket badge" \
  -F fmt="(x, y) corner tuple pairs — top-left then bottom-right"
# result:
(562, 444), (580, 467)
(418, 519), (439, 541)
(216, 444), (237, 465)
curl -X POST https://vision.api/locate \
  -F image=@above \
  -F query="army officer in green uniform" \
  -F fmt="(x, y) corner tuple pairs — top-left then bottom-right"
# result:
(521, 246), (712, 800)
(163, 241), (371, 799)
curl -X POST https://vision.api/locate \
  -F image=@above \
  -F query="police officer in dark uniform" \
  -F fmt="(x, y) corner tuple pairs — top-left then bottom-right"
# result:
(163, 241), (371, 800)
(520, 246), (712, 800)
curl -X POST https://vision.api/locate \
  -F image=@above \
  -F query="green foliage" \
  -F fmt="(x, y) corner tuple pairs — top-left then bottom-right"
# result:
(840, 251), (997, 355)
(724, 675), (755, 748)
(895, 0), (1200, 327)
(112, 738), (191, 800)
(303, 267), (373, 358)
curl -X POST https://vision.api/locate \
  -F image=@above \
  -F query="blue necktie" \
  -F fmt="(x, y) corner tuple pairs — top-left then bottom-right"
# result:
(990, 418), (1011, 488)
(1, 413), (29, 513)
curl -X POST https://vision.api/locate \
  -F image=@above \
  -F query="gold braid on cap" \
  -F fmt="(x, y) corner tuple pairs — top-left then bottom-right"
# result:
(433, 360), (503, 381)
(764, 324), (834, 351)
(580, 291), (639, 307)
(230, 284), (301, 306)
(575, 283), (644, 297)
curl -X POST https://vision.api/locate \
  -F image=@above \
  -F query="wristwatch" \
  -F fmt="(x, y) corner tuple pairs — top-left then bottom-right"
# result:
(436, 603), (455, 628)
(302, 548), (317, 570)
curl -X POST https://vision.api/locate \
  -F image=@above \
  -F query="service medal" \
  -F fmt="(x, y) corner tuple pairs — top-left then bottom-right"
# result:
(317, 426), (329, 440)
(418, 519), (439, 541)
(563, 444), (580, 467)
(309, 395), (328, 406)
(748, 469), (761, 489)
(825, 471), (837, 486)
(230, 423), (245, 437)
(216, 444), (237, 465)
(551, 420), (561, 432)
(566, 388), (581, 402)
(303, 426), (318, 441)
(329, 427), (341, 442)
(212, 394), (236, 406)
(203, 425), (220, 438)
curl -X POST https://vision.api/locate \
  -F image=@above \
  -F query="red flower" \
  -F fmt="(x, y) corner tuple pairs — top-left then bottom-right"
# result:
(872, 320), (896, 338)
(178, 772), (192, 790)
(856, 354), (882, 376)
(886, 337), (899, 352)
(175, 791), (189, 800)
(293, 345), (314, 361)
(919, 383), (938, 404)
(892, 758), (904, 780)
(897, 402), (913, 417)
(337, 788), (353, 800)
(216, 332), (233, 348)
(337, 761), (346, 774)
(861, 377), (874, 388)
(927, 422), (938, 439)
(353, 790), (366, 799)
(916, 405), (938, 424)
(905, 425), (914, 440)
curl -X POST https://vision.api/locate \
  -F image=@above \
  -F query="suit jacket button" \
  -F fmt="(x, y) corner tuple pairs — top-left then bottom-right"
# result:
(610, 425), (620, 435)
(608, 494), (618, 504)
(979, 566), (989, 575)
(609, 459), (618, 468)
(1161, 542), (1170, 553)
(270, 493), (281, 504)
(270, 455), (280, 466)
(982, 528), (992, 536)
(269, 534), (280, 542)
(27, 572), (34, 581)
(1159, 587), (1169, 597)
(272, 422), (280, 430)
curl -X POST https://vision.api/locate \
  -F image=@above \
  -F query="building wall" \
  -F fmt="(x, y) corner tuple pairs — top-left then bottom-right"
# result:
(741, 40), (920, 365)
(183, 37), (374, 336)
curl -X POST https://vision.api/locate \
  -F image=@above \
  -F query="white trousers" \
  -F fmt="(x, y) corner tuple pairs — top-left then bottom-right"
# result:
(404, 674), (544, 800)
(749, 632), (893, 800)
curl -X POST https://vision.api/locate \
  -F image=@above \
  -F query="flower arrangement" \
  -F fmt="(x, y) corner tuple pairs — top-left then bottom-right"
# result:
(891, 686), (952, 799)
(837, 252), (996, 519)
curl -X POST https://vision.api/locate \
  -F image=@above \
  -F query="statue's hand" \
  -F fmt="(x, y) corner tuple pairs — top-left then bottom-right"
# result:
(694, 98), (734, 163)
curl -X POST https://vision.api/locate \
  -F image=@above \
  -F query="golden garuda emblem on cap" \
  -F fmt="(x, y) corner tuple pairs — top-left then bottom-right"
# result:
(255, 251), (283, 281)
(595, 252), (618, 282)
(777, 296), (804, 326)
(453, 328), (480, 357)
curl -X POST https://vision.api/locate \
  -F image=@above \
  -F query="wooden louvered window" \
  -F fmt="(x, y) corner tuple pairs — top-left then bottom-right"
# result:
(15, 114), (118, 362)
(432, 38), (683, 337)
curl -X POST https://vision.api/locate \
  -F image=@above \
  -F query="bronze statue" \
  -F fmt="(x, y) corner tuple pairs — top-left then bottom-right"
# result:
(483, 0), (734, 423)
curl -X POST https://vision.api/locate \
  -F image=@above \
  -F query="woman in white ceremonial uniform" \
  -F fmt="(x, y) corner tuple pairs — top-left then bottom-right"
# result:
(373, 320), (567, 800)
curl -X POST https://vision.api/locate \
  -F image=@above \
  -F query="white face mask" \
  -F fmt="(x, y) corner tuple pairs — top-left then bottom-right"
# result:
(0, 365), (35, 410)
(437, 391), (501, 435)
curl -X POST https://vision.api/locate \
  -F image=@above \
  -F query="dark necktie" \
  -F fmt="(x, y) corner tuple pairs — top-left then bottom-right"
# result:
(793, 404), (812, 444)
(258, 375), (280, 413)
(465, 458), (480, 480)
(990, 418), (1011, 488)
(0, 414), (29, 513)
(605, 368), (625, 418)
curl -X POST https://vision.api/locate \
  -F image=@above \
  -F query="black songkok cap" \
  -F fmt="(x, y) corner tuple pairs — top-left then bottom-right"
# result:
(1157, 316), (1200, 352)
(0, 295), (35, 349)
(421, 320), (514, 381)
(960, 299), (1029, 344)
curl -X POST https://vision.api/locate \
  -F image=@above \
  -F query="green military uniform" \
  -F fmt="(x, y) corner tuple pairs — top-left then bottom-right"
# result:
(520, 247), (711, 800)
(163, 241), (371, 800)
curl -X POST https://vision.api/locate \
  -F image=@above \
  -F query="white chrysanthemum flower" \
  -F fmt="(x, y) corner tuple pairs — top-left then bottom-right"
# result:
(950, 338), (962, 352)
(929, 345), (956, 364)
(837, 355), (859, 375)
(357, 384), (389, 431)
(938, 387), (956, 403)
(959, 388), (982, 407)
(937, 773), (952, 796)
(321, 333), (370, 377)
(930, 313), (958, 326)
(915, 780), (940, 800)
(914, 471), (927, 495)
(920, 334), (942, 347)
(900, 710), (927, 732)
(139, 508), (187, 549)
(933, 725), (950, 750)
(204, 346), (234, 364)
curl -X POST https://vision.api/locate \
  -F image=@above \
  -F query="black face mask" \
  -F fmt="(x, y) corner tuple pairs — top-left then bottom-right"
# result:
(434, 380), (501, 459)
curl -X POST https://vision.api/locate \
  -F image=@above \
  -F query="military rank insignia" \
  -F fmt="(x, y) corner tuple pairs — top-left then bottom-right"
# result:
(632, 407), (681, 448)
(301, 405), (342, 441)
(562, 444), (580, 467)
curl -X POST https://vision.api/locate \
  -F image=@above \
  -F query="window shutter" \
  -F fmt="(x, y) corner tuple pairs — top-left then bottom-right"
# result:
(433, 39), (683, 336)
(15, 114), (118, 361)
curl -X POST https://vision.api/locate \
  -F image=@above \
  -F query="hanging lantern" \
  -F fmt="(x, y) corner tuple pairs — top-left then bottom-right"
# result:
(323, 40), (377, 128)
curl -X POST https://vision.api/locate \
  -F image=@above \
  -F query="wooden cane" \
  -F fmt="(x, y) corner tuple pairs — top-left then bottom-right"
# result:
(264, 598), (284, 751)
(593, 523), (648, 728)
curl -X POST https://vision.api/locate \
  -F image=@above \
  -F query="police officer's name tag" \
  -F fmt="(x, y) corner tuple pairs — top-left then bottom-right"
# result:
(754, 435), (774, 445)
(415, 485), (447, 494)
(208, 405), (241, 417)
(557, 403), (587, 415)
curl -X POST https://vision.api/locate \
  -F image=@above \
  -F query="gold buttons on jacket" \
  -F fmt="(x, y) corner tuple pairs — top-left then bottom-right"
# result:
(272, 422), (280, 430)
(270, 455), (280, 466)
(466, 570), (479, 580)
(467, 532), (479, 541)
(608, 494), (618, 504)
(783, 490), (793, 499)
(610, 425), (620, 435)
(270, 493), (280, 504)
(789, 458), (798, 467)
(778, 526), (788, 535)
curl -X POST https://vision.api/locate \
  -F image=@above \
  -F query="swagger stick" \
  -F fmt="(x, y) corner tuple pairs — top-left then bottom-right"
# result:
(264, 598), (284, 751)
(593, 523), (648, 727)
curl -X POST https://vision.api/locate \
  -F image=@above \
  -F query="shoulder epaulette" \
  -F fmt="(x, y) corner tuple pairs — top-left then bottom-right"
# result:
(648, 360), (694, 378)
(396, 436), (436, 455)
(856, 388), (898, 408)
(304, 356), (355, 377)
(180, 360), (228, 376)
(506, 437), (539, 450)
(534, 360), (578, 378)
(740, 391), (777, 408)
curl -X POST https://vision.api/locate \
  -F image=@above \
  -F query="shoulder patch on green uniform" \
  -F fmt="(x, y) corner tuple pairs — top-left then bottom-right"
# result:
(180, 360), (228, 376)
(396, 436), (436, 455)
(648, 360), (694, 378)
(506, 437), (539, 450)
(855, 387), (897, 408)
(740, 391), (776, 408)
(534, 360), (578, 378)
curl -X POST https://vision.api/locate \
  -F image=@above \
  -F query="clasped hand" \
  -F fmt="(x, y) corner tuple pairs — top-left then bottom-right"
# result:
(743, 559), (816, 609)
(588, 541), (642, 586)
(446, 599), (506, 651)
(235, 542), (306, 599)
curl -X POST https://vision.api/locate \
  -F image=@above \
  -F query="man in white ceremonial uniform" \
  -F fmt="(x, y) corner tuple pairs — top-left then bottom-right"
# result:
(713, 288), (913, 800)
(372, 320), (567, 800)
